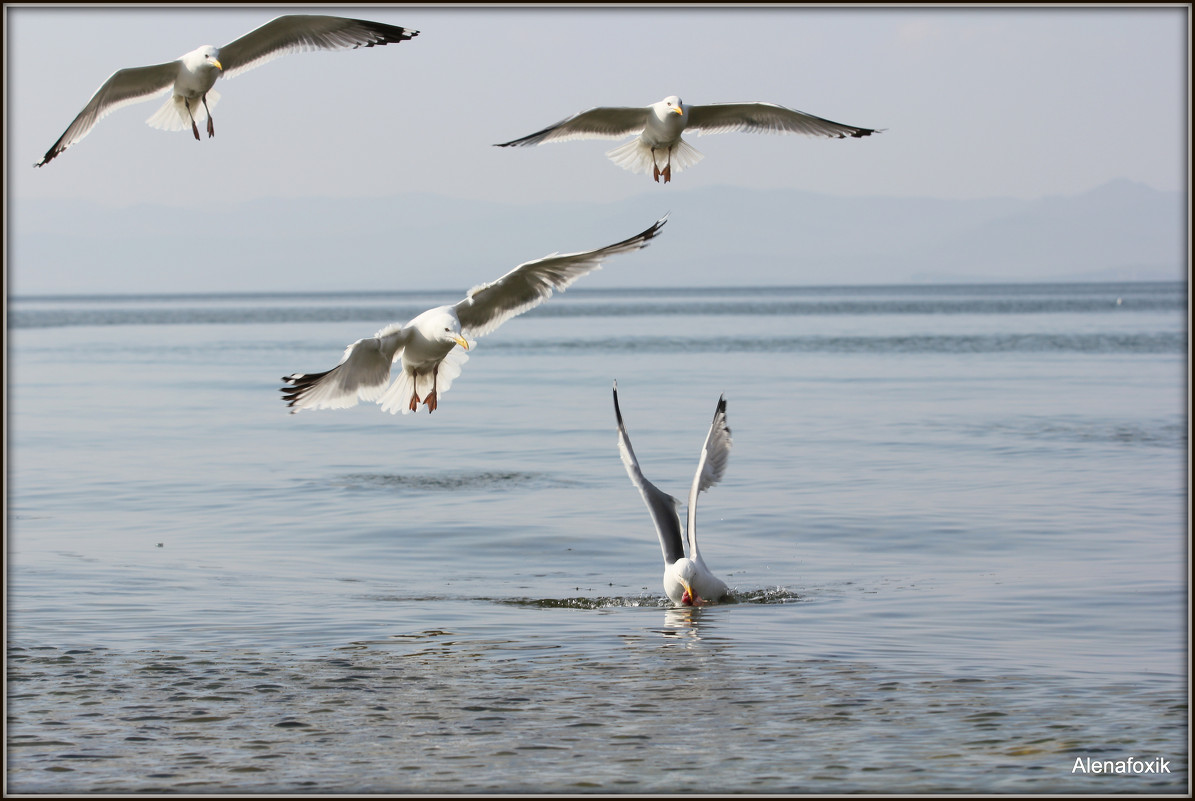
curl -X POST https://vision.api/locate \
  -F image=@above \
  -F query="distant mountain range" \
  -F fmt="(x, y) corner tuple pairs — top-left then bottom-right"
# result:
(9, 179), (1186, 295)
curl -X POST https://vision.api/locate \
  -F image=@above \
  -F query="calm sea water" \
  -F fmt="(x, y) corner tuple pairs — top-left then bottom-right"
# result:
(7, 281), (1188, 793)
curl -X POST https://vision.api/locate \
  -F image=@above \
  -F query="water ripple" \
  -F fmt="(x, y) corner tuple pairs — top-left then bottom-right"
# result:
(7, 644), (1186, 794)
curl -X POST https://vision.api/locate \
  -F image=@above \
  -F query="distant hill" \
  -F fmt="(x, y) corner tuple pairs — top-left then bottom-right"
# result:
(9, 179), (1186, 295)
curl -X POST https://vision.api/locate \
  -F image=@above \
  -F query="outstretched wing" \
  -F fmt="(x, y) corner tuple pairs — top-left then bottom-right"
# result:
(495, 105), (650, 146)
(685, 395), (732, 558)
(453, 216), (667, 340)
(35, 62), (178, 166)
(280, 323), (411, 413)
(614, 382), (686, 566)
(219, 15), (418, 79)
(686, 102), (879, 139)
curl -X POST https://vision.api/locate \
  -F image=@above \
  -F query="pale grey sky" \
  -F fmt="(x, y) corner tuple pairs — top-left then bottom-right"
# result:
(6, 5), (1189, 209)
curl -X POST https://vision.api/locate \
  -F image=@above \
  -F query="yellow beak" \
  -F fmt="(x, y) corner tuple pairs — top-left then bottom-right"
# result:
(453, 336), (470, 350)
(671, 106), (684, 115)
(212, 58), (223, 70)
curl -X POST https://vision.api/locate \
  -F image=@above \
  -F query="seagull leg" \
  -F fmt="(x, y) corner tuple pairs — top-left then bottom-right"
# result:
(203, 95), (215, 138)
(424, 367), (439, 413)
(651, 148), (662, 183)
(185, 99), (201, 141)
(662, 149), (672, 184)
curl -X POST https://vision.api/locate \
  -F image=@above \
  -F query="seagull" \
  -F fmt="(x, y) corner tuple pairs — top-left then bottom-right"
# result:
(34, 15), (418, 166)
(496, 95), (880, 183)
(613, 381), (733, 606)
(281, 218), (668, 416)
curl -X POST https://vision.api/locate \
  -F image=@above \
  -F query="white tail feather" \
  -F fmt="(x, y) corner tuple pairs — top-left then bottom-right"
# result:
(145, 89), (221, 131)
(605, 136), (704, 176)
(378, 369), (416, 415)
(377, 347), (471, 415)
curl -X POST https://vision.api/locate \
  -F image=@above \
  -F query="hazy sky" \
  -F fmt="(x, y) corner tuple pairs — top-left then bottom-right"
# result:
(6, 5), (1188, 209)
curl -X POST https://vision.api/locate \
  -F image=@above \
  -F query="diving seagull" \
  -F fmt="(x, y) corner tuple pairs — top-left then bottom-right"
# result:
(613, 381), (733, 606)
(496, 95), (880, 183)
(281, 217), (668, 416)
(35, 15), (418, 166)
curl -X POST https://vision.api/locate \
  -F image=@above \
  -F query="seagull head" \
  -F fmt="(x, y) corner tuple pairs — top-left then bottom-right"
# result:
(432, 310), (470, 350)
(180, 45), (223, 75)
(658, 96), (685, 117)
(671, 559), (705, 607)
(199, 45), (223, 72)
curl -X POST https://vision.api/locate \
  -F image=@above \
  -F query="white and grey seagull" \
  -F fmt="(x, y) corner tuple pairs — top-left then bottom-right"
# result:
(35, 14), (418, 166)
(282, 218), (668, 416)
(613, 381), (733, 606)
(496, 95), (881, 183)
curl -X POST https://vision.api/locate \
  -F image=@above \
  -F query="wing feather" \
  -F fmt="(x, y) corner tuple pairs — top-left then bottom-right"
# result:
(686, 102), (879, 139)
(495, 106), (650, 147)
(36, 62), (178, 166)
(614, 382), (686, 566)
(219, 14), (418, 79)
(280, 323), (411, 413)
(453, 217), (666, 340)
(685, 396), (732, 558)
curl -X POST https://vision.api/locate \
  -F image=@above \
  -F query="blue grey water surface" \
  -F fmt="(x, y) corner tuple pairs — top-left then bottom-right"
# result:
(6, 281), (1188, 793)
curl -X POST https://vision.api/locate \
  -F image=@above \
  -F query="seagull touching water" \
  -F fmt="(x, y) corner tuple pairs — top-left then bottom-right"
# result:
(282, 218), (668, 416)
(496, 95), (880, 183)
(613, 381), (733, 606)
(35, 15), (418, 166)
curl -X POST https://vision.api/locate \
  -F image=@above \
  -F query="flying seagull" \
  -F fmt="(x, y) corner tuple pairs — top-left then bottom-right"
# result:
(35, 15), (418, 166)
(613, 381), (733, 606)
(281, 218), (668, 416)
(496, 95), (880, 183)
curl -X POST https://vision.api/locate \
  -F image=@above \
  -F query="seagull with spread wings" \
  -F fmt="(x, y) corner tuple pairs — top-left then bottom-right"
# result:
(496, 95), (880, 183)
(613, 381), (734, 606)
(35, 15), (418, 166)
(281, 218), (668, 416)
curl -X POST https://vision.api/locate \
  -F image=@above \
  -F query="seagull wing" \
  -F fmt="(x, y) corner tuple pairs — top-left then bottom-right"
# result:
(35, 62), (179, 166)
(218, 14), (418, 79)
(614, 382), (686, 566)
(280, 323), (412, 413)
(453, 216), (666, 340)
(495, 106), (650, 146)
(686, 102), (879, 138)
(685, 395), (732, 558)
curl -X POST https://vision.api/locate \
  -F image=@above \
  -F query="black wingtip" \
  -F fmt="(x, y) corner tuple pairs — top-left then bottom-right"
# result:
(641, 214), (668, 242)
(279, 370), (329, 408)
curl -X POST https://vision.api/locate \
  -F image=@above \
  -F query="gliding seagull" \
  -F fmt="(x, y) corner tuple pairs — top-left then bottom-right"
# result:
(35, 15), (418, 166)
(613, 381), (733, 606)
(282, 218), (668, 416)
(496, 95), (880, 183)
